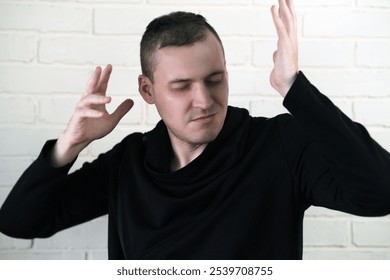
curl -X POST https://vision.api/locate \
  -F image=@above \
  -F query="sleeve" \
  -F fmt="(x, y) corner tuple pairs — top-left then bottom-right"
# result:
(279, 71), (390, 216)
(0, 139), (116, 239)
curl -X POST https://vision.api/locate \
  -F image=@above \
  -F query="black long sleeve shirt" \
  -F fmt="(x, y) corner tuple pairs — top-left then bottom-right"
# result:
(1, 72), (390, 259)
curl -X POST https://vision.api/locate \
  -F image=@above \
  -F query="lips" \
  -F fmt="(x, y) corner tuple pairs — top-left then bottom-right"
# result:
(193, 115), (212, 121)
(191, 113), (216, 122)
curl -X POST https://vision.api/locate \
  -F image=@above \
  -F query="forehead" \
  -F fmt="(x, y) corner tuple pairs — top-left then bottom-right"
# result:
(153, 33), (225, 83)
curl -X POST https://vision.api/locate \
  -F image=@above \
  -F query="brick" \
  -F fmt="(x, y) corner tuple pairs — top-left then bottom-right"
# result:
(299, 40), (354, 67)
(200, 9), (275, 37)
(0, 96), (36, 124)
(0, 65), (92, 94)
(252, 40), (276, 68)
(39, 37), (140, 66)
(303, 249), (390, 260)
(0, 34), (36, 62)
(39, 96), (79, 125)
(0, 3), (91, 33)
(304, 10), (390, 38)
(303, 219), (349, 247)
(330, 99), (354, 119)
(101, 67), (142, 95)
(224, 39), (251, 66)
(353, 220), (390, 247)
(0, 65), (137, 95)
(250, 98), (288, 118)
(81, 0), (140, 2)
(87, 250), (108, 260)
(254, 0), (353, 6)
(367, 129), (390, 152)
(356, 41), (390, 67)
(0, 187), (12, 205)
(228, 97), (250, 112)
(0, 251), (85, 260)
(301, 69), (390, 98)
(354, 99), (390, 127)
(148, 0), (249, 4)
(0, 127), (62, 156)
(228, 68), (274, 96)
(94, 8), (169, 35)
(146, 104), (161, 125)
(357, 0), (390, 8)
(0, 233), (32, 250)
(254, 40), (355, 72)
(33, 218), (108, 250)
(0, 158), (34, 186)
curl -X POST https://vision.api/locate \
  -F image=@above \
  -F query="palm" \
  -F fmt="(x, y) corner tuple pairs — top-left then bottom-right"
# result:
(71, 109), (113, 144)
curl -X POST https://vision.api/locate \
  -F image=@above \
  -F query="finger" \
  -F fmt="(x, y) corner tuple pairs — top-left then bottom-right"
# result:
(110, 99), (134, 124)
(96, 64), (113, 96)
(278, 0), (294, 35)
(278, 0), (292, 21)
(85, 66), (102, 96)
(286, 0), (297, 23)
(271, 5), (287, 39)
(78, 94), (111, 108)
(286, 0), (298, 37)
(75, 107), (105, 118)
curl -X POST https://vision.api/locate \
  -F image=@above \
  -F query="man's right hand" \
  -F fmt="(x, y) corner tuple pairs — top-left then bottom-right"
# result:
(51, 64), (134, 167)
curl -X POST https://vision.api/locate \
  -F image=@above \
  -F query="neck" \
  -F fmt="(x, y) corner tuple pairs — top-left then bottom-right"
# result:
(169, 139), (208, 172)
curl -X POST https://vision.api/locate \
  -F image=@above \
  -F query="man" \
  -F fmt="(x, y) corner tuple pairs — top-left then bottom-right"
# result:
(0, 0), (389, 259)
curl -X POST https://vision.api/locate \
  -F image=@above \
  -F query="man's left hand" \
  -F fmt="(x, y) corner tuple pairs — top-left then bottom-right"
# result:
(270, 0), (299, 98)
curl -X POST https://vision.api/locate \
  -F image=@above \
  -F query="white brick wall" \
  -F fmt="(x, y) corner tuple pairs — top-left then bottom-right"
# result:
(0, 0), (389, 260)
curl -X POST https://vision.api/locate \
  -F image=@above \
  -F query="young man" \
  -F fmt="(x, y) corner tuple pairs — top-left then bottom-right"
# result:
(0, 0), (389, 259)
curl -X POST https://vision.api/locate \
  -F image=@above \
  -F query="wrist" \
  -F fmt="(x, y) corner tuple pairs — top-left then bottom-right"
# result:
(277, 72), (299, 98)
(50, 134), (86, 167)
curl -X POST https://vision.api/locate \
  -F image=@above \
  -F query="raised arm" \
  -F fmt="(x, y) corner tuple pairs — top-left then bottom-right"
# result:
(269, 1), (390, 215)
(0, 65), (134, 238)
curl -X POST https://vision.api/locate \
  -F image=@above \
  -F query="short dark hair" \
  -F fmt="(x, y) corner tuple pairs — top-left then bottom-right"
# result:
(140, 11), (224, 82)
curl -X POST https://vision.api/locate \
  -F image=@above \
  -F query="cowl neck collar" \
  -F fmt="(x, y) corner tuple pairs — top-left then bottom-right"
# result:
(143, 106), (250, 193)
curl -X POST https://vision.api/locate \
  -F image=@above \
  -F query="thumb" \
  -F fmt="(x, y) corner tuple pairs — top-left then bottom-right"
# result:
(110, 99), (134, 124)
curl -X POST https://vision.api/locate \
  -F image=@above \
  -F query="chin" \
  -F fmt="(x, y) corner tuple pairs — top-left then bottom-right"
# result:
(188, 127), (221, 146)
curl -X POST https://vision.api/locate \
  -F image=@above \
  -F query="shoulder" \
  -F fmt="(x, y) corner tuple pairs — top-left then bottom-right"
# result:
(227, 106), (298, 135)
(92, 132), (145, 165)
(111, 132), (145, 155)
(249, 109), (296, 133)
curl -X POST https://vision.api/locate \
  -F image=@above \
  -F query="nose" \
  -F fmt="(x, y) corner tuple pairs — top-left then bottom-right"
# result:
(192, 83), (213, 109)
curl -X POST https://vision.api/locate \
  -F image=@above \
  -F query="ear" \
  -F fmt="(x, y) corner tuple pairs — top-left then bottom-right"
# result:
(138, 75), (155, 104)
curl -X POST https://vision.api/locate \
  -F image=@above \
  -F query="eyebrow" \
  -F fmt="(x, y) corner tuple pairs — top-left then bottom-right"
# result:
(168, 70), (225, 85)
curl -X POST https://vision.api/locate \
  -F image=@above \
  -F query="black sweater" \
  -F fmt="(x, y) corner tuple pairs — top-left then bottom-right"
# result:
(1, 72), (390, 259)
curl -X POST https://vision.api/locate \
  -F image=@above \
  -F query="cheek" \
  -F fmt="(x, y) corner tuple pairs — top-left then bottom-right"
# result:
(155, 93), (188, 120)
(214, 84), (229, 105)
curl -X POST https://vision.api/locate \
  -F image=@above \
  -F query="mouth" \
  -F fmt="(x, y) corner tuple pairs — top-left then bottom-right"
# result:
(191, 113), (217, 122)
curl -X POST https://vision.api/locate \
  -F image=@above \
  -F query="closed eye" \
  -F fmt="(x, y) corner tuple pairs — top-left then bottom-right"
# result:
(206, 79), (222, 85)
(206, 72), (224, 85)
(172, 83), (191, 92)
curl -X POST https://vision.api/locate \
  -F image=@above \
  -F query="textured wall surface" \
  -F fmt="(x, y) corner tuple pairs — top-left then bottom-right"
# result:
(0, 0), (390, 260)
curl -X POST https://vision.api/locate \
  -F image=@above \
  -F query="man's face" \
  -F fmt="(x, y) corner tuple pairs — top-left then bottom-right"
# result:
(149, 32), (229, 148)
